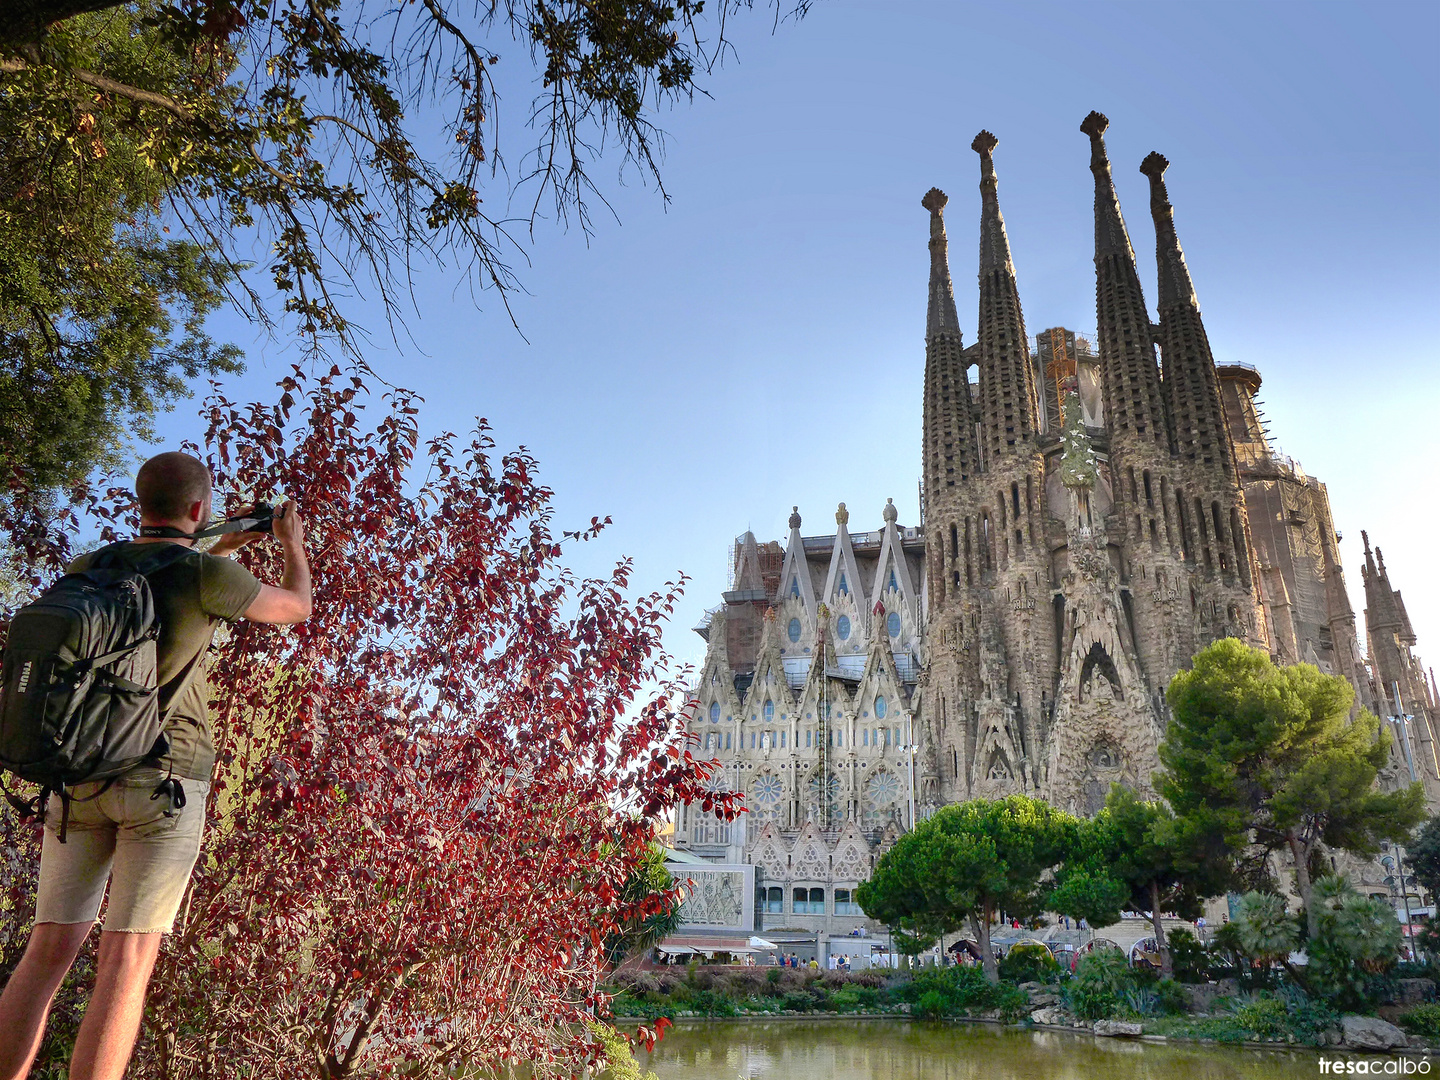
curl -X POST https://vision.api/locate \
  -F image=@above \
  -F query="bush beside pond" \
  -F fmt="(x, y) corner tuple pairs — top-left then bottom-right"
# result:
(604, 950), (1436, 1049)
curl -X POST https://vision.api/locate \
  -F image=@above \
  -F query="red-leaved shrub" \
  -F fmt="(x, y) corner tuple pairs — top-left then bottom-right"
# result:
(1, 366), (734, 1077)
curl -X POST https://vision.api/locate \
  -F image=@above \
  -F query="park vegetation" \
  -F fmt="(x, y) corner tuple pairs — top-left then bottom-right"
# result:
(0, 2), (827, 1074)
(592, 639), (1440, 1049)
(847, 640), (1433, 1039)
(0, 369), (736, 1076)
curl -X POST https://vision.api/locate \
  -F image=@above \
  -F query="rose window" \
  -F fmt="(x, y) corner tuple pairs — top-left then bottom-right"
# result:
(750, 775), (784, 819)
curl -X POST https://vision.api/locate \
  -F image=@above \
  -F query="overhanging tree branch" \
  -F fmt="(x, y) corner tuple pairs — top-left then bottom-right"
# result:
(0, 56), (194, 118)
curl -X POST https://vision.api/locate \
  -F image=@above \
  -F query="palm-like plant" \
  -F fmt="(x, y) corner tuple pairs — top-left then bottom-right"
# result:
(1234, 891), (1300, 967)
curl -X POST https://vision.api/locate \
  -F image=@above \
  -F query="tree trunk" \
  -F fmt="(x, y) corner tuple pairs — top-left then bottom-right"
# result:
(1288, 831), (1318, 940)
(1, 0), (128, 47)
(978, 900), (998, 983)
(1149, 879), (1172, 978)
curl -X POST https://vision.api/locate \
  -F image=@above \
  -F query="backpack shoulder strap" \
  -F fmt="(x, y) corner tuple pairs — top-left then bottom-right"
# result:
(132, 542), (197, 578)
(84, 541), (130, 571)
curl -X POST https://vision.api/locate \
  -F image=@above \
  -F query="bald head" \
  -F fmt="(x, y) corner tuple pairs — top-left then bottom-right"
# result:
(136, 452), (212, 523)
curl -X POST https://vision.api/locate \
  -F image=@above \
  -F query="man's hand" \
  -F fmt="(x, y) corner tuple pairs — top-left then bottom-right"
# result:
(272, 499), (305, 549)
(242, 499), (312, 625)
(208, 505), (265, 557)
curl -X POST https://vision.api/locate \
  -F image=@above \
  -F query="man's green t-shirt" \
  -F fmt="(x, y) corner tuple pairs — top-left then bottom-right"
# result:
(69, 541), (262, 780)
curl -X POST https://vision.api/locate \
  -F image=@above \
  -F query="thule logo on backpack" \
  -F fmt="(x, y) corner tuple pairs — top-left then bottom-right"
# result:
(16, 661), (33, 694)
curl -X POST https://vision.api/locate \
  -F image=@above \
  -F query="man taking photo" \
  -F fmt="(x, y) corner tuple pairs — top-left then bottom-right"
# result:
(0, 451), (312, 1080)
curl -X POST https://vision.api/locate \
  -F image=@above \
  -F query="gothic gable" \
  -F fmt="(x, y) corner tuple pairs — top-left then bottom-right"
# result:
(831, 819), (873, 883)
(748, 821), (790, 881)
(790, 821), (831, 883)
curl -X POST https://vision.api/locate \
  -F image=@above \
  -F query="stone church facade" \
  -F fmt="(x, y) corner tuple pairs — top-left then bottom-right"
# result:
(672, 113), (1440, 935)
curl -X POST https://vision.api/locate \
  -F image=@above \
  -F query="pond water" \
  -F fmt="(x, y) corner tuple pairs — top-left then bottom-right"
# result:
(636, 1019), (1349, 1080)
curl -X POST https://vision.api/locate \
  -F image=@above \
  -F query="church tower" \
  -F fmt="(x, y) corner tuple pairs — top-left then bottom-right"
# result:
(920, 114), (1269, 816)
(1362, 533), (1440, 803)
(923, 133), (1051, 806)
(1139, 149), (1263, 649)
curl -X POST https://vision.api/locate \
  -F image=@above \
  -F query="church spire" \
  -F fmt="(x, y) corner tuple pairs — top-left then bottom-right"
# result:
(1081, 111), (1169, 451)
(1141, 151), (1232, 475)
(975, 131), (1015, 276)
(924, 187), (962, 340)
(921, 187), (979, 508)
(972, 130), (1038, 463)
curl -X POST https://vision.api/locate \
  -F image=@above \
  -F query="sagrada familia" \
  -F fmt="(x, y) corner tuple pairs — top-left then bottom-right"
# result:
(674, 113), (1440, 937)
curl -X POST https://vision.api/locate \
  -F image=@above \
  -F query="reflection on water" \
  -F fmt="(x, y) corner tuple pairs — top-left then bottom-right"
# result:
(636, 1020), (1338, 1080)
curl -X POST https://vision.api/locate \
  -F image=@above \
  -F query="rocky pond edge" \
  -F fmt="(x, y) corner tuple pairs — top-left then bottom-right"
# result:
(614, 1010), (1436, 1056)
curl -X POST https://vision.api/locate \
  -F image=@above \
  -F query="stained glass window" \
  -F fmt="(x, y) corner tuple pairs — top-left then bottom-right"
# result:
(887, 611), (901, 638)
(788, 617), (801, 643)
(709, 702), (720, 723)
(875, 695), (888, 719)
(764, 699), (775, 721)
(753, 775), (782, 803)
(837, 615), (851, 640)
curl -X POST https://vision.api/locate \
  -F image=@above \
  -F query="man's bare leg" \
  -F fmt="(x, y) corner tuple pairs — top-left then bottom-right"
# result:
(0, 920), (94, 1080)
(68, 930), (164, 1080)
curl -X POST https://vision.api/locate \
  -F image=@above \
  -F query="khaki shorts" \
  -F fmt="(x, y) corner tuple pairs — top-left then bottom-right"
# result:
(34, 768), (209, 934)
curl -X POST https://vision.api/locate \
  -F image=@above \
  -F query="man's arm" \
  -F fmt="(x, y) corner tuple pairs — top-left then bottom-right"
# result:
(243, 500), (312, 625)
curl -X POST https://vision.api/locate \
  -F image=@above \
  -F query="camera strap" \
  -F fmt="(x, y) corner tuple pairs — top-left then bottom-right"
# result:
(139, 512), (272, 540)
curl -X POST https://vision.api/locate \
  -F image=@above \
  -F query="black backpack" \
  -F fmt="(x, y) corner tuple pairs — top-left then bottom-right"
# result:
(0, 543), (190, 838)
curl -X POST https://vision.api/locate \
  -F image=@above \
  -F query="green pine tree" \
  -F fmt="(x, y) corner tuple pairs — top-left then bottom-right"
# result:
(1160, 639), (1425, 936)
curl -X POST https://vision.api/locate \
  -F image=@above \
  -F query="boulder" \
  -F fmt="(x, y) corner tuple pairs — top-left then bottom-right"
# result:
(1093, 1020), (1144, 1038)
(1028, 991), (1061, 1007)
(1340, 1015), (1408, 1051)
(1396, 979), (1436, 1007)
(1030, 1007), (1065, 1026)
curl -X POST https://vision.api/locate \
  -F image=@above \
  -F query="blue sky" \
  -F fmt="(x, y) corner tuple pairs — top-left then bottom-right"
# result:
(159, 0), (1440, 680)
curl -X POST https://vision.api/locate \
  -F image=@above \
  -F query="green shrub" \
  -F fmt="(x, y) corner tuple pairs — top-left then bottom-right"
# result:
(1154, 978), (1188, 1016)
(1165, 929), (1211, 984)
(1399, 1003), (1440, 1037)
(999, 943), (1059, 984)
(780, 990), (818, 1012)
(687, 989), (737, 1016)
(1231, 994), (1288, 1039)
(765, 967), (782, 986)
(607, 992), (672, 1021)
(994, 984), (1031, 1023)
(1121, 988), (1159, 1017)
(1065, 949), (1135, 1021)
(915, 989), (949, 1019)
(895, 966), (1029, 1021)
(1068, 983), (1122, 1020)
(1143, 1013), (1251, 1043)
(829, 989), (863, 1011)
